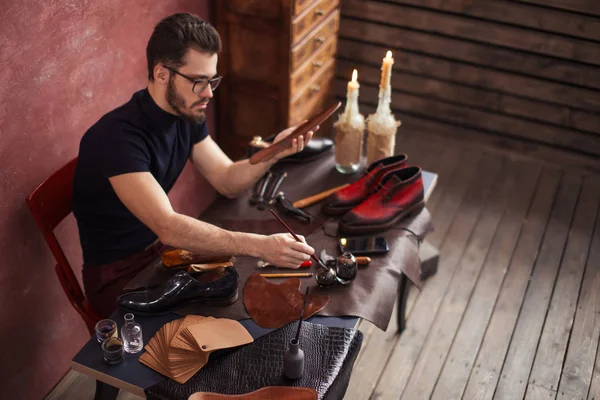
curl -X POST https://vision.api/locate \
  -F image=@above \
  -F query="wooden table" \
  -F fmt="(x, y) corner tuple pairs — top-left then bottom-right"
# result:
(71, 160), (437, 399)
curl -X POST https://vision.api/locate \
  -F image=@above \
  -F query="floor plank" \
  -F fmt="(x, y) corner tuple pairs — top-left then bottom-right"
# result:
(494, 172), (583, 400)
(559, 176), (600, 400)
(44, 369), (143, 400)
(422, 141), (464, 218)
(430, 161), (542, 400)
(527, 175), (600, 399)
(344, 129), (449, 400)
(461, 168), (561, 400)
(426, 150), (483, 249)
(372, 153), (504, 398)
(401, 158), (522, 399)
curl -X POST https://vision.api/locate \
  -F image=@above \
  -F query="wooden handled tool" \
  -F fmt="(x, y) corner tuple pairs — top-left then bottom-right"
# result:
(356, 256), (371, 266)
(292, 183), (350, 209)
(260, 273), (313, 278)
(187, 262), (233, 272)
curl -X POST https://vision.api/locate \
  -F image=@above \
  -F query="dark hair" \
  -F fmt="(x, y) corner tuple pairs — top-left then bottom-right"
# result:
(146, 13), (221, 81)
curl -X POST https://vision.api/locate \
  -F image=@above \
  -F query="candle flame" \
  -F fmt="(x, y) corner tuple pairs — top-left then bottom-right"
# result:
(351, 69), (358, 82)
(386, 50), (392, 59)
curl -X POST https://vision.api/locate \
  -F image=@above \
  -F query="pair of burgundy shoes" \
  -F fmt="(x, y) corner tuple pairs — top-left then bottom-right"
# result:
(324, 154), (425, 234)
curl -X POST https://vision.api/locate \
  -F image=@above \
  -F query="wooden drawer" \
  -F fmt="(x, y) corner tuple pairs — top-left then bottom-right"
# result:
(291, 9), (339, 71)
(289, 81), (334, 126)
(293, 0), (317, 16)
(289, 60), (335, 124)
(290, 36), (337, 98)
(291, 0), (339, 45)
(226, 0), (283, 19)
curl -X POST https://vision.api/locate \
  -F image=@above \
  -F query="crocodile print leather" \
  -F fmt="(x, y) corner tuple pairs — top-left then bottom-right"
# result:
(146, 322), (363, 400)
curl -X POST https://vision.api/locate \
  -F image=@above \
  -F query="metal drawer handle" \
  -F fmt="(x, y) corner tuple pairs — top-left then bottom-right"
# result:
(312, 61), (323, 68)
(315, 9), (325, 16)
(310, 85), (321, 93)
(314, 36), (325, 44)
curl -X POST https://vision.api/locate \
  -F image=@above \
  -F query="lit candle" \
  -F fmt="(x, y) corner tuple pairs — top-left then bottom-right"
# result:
(343, 69), (361, 124)
(348, 69), (359, 91)
(380, 51), (394, 89)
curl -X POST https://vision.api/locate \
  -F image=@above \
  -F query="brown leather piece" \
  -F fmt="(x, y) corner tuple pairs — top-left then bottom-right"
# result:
(125, 156), (433, 331)
(189, 386), (318, 400)
(243, 274), (330, 329)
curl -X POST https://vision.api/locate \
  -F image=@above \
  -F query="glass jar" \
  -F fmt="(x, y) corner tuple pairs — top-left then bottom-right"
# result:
(334, 79), (365, 174)
(336, 252), (357, 284)
(121, 313), (143, 354)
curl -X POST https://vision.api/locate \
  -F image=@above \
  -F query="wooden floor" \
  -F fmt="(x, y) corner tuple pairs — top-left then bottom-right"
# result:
(47, 129), (600, 400)
(346, 129), (600, 400)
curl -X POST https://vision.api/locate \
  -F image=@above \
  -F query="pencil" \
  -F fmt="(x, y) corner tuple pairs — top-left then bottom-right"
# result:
(259, 273), (313, 278)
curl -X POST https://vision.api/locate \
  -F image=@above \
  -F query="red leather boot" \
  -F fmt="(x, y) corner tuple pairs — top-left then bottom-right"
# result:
(324, 154), (407, 215)
(339, 166), (424, 234)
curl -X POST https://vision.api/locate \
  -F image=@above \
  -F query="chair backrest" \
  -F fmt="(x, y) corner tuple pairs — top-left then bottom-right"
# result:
(26, 158), (100, 330)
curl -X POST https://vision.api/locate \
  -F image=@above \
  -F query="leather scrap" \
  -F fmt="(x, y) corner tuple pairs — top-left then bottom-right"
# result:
(243, 273), (330, 329)
(189, 386), (318, 400)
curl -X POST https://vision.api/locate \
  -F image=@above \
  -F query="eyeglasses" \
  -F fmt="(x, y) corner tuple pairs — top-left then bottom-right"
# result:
(163, 65), (222, 94)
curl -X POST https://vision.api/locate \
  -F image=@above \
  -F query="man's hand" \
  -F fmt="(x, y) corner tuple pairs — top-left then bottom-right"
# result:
(258, 233), (315, 269)
(270, 123), (318, 162)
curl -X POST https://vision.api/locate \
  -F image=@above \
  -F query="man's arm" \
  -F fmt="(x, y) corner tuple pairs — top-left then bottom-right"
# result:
(108, 172), (313, 268)
(190, 127), (312, 199)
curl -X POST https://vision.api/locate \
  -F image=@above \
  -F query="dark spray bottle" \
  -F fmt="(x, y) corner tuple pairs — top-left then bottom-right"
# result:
(284, 287), (309, 379)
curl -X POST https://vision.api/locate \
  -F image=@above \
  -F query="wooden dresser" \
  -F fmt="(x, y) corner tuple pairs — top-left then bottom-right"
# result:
(215, 0), (340, 159)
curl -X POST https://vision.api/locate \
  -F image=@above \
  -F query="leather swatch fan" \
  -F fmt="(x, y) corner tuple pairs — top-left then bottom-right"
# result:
(139, 315), (253, 384)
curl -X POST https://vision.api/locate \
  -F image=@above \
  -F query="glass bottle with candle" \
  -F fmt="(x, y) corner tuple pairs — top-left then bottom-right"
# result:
(366, 51), (401, 165)
(334, 69), (365, 174)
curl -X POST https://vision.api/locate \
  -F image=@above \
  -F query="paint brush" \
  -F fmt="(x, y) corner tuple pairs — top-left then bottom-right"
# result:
(269, 208), (328, 269)
(296, 287), (310, 343)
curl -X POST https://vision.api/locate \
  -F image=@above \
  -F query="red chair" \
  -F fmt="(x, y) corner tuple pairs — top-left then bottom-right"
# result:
(26, 158), (102, 335)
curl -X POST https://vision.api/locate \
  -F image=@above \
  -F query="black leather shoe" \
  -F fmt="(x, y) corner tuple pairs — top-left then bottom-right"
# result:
(248, 135), (333, 163)
(117, 268), (238, 316)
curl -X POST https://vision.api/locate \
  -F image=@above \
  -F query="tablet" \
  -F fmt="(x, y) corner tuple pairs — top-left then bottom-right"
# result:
(248, 101), (341, 164)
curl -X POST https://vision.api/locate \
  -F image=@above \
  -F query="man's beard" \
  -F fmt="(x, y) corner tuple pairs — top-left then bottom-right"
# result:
(166, 77), (206, 124)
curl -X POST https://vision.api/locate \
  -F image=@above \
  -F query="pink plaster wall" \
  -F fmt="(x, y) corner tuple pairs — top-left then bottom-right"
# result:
(0, 1), (216, 397)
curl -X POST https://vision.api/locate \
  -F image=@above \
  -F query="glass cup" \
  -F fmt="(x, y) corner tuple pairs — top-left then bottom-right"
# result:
(101, 337), (124, 365)
(95, 319), (118, 343)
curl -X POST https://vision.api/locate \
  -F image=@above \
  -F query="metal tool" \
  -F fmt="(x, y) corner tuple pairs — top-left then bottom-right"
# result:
(276, 192), (312, 222)
(259, 171), (287, 210)
(250, 171), (273, 206)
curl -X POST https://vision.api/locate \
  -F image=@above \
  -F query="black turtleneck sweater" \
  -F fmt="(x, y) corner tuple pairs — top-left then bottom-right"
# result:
(73, 89), (208, 265)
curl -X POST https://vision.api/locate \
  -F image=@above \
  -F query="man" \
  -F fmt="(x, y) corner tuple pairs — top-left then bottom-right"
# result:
(73, 13), (315, 317)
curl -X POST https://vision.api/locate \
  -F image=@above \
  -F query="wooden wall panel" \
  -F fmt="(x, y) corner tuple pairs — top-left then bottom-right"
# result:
(336, 0), (600, 160)
(386, 0), (600, 41)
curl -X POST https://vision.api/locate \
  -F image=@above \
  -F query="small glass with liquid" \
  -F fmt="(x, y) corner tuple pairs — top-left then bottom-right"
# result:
(95, 319), (117, 343)
(101, 337), (124, 365)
